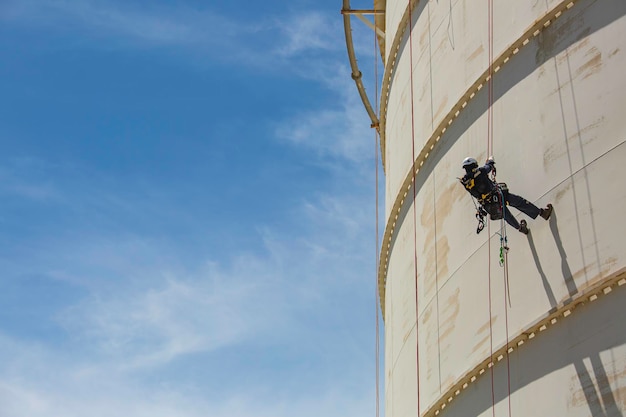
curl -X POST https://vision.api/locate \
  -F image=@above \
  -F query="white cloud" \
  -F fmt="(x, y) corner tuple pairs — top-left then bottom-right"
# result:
(273, 66), (376, 164)
(0, 157), (63, 202)
(4, 0), (220, 44)
(267, 11), (380, 167)
(3, 1), (347, 69)
(271, 11), (343, 57)
(0, 180), (377, 414)
(53, 185), (376, 366)
(0, 359), (374, 417)
(58, 261), (284, 369)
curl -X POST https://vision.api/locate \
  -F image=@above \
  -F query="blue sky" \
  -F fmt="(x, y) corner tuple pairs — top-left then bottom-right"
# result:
(0, 0), (383, 416)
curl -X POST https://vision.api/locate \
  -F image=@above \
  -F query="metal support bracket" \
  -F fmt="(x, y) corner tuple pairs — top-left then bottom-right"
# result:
(341, 1), (385, 129)
(341, 9), (386, 39)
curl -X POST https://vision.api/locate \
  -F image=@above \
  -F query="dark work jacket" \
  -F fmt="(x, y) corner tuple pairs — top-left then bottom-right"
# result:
(460, 163), (496, 202)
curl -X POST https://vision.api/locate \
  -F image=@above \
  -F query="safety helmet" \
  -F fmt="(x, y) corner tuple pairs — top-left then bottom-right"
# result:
(462, 157), (478, 170)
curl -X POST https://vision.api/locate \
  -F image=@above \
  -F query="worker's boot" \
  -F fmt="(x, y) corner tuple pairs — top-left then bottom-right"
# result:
(518, 220), (529, 235)
(540, 203), (553, 220)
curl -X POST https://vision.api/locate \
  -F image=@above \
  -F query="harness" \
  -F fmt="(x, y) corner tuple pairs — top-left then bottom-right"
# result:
(459, 163), (510, 269)
(460, 168), (508, 233)
(480, 182), (508, 221)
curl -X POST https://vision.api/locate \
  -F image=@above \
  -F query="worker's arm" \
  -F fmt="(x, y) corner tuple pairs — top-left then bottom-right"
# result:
(481, 156), (495, 174)
(479, 163), (493, 174)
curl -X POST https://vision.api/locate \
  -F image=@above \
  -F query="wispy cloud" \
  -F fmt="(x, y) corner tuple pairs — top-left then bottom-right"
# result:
(3, 0), (347, 70)
(0, 180), (376, 414)
(271, 11), (343, 57)
(273, 67), (376, 165)
(58, 260), (286, 369)
(0, 157), (63, 202)
(0, 348), (374, 417)
(53, 186), (375, 367)
(4, 0), (229, 45)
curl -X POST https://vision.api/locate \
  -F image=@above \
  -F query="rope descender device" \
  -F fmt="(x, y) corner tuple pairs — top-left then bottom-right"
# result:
(498, 233), (509, 267)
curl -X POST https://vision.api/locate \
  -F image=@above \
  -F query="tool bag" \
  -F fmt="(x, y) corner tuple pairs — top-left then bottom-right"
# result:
(481, 183), (508, 221)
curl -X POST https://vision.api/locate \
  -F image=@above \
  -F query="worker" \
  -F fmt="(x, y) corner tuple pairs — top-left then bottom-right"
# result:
(460, 156), (552, 234)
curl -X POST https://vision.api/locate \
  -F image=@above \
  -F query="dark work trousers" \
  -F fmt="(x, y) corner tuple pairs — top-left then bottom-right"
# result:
(502, 192), (541, 229)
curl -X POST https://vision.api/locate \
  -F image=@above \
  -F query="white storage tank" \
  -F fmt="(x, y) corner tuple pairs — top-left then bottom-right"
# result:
(355, 0), (626, 415)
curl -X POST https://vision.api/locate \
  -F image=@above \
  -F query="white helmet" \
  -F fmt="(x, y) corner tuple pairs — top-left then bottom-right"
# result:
(462, 157), (478, 169)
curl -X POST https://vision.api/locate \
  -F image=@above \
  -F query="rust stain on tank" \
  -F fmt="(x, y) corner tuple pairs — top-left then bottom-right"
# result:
(467, 45), (484, 62)
(471, 317), (498, 355)
(419, 80), (428, 102)
(571, 264), (593, 282)
(554, 182), (572, 204)
(569, 116), (604, 139)
(403, 326), (414, 344)
(421, 185), (438, 298)
(439, 288), (461, 342)
(433, 95), (449, 124)
(476, 318), (494, 334)
(437, 287), (461, 389)
(420, 26), (429, 47)
(435, 35), (448, 55)
(568, 364), (626, 411)
(400, 88), (408, 107)
(576, 47), (602, 80)
(437, 237), (450, 278)
(422, 302), (439, 382)
(605, 257), (618, 269)
(436, 182), (464, 224)
(542, 116), (604, 169)
(420, 188), (435, 234)
(565, 37), (590, 57)
(537, 65), (547, 79)
(471, 334), (491, 357)
(571, 258), (619, 294)
(402, 291), (415, 343)
(420, 182), (460, 296)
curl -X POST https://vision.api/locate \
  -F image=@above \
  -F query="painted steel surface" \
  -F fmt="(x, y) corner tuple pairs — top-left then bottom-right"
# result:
(381, 0), (626, 416)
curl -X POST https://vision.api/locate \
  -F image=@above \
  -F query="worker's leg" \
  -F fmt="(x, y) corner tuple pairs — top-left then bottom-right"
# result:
(503, 206), (521, 229)
(507, 193), (541, 219)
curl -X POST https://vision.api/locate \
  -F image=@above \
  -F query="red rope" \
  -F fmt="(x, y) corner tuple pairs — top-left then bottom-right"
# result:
(408, 1), (421, 415)
(504, 255), (512, 417)
(487, 233), (496, 417)
(374, 19), (381, 417)
(487, 2), (512, 415)
(487, 0), (496, 415)
(488, 0), (494, 156)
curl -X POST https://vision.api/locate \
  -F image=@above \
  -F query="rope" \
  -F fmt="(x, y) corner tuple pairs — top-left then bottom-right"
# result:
(497, 182), (512, 417)
(486, 0), (496, 415)
(487, 1), (512, 414)
(504, 256), (513, 417)
(374, 19), (381, 417)
(487, 225), (496, 417)
(408, 1), (422, 414)
(487, 0), (494, 157)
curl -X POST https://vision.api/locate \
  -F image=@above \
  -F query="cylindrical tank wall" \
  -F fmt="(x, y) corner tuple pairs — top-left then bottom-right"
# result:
(382, 0), (626, 416)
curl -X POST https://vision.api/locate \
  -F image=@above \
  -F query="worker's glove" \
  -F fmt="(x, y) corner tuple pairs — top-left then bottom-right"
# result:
(486, 156), (495, 165)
